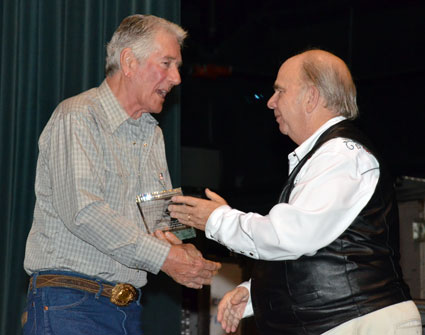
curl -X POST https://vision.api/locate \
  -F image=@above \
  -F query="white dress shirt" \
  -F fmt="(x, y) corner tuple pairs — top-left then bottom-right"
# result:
(205, 116), (380, 317)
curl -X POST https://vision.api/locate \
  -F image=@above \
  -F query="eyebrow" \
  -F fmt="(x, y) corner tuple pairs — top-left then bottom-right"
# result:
(273, 83), (285, 91)
(164, 56), (183, 67)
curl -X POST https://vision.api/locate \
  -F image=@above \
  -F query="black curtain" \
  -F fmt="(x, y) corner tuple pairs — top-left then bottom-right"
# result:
(0, 1), (182, 334)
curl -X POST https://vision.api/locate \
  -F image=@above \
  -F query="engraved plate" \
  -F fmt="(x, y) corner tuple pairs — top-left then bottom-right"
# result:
(136, 187), (196, 240)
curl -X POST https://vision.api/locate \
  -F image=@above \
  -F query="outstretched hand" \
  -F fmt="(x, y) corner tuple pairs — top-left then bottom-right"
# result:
(155, 230), (221, 289)
(168, 188), (227, 231)
(154, 230), (182, 245)
(217, 286), (249, 333)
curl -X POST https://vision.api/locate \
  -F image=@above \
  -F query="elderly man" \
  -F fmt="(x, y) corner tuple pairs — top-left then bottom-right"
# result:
(22, 14), (220, 335)
(168, 49), (421, 334)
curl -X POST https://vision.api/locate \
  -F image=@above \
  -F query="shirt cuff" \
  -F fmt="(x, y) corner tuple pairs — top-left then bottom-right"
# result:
(205, 204), (231, 239)
(205, 205), (259, 259)
(238, 280), (253, 318)
(134, 234), (171, 274)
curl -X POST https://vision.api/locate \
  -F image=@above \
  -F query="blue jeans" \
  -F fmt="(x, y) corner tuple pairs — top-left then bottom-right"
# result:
(22, 271), (143, 335)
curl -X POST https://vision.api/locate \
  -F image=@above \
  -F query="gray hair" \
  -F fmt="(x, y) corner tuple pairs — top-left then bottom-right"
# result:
(105, 14), (187, 77)
(300, 52), (359, 119)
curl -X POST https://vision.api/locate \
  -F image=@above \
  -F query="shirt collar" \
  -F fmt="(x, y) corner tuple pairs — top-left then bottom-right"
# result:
(98, 80), (158, 133)
(288, 116), (346, 169)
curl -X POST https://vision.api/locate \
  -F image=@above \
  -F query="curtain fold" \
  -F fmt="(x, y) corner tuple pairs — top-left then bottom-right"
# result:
(0, 1), (182, 334)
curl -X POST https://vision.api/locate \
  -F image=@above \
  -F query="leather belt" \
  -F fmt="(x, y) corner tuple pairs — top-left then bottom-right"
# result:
(30, 274), (138, 306)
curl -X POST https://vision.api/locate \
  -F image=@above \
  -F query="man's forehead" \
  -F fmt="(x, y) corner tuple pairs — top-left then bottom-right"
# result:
(276, 56), (302, 83)
(151, 32), (182, 61)
(281, 55), (301, 73)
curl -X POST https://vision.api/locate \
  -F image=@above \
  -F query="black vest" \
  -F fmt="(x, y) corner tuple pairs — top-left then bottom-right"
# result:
(251, 121), (411, 335)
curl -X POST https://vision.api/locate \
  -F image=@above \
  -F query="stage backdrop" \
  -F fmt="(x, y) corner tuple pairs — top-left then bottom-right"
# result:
(0, 1), (182, 334)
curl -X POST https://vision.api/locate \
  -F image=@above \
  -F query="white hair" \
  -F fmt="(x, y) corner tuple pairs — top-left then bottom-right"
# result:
(105, 14), (187, 76)
(300, 51), (359, 119)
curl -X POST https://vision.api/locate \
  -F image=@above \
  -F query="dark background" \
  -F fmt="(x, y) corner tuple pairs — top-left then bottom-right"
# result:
(178, 0), (425, 216)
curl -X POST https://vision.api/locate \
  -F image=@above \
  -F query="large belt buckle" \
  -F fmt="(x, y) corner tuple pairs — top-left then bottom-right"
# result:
(110, 283), (137, 306)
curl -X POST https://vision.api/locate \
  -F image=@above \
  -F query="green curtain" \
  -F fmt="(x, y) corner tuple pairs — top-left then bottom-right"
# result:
(0, 1), (182, 334)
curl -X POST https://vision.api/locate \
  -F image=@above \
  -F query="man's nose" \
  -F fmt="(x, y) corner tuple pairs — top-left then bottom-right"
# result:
(267, 93), (276, 109)
(169, 65), (181, 85)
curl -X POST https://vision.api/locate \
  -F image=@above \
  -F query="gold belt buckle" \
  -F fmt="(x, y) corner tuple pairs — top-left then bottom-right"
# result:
(110, 283), (137, 306)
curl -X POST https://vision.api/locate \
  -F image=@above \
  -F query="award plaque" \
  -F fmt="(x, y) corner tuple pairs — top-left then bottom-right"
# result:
(136, 187), (196, 240)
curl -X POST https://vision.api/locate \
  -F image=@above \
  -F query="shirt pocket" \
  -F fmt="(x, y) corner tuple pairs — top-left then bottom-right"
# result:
(104, 168), (128, 214)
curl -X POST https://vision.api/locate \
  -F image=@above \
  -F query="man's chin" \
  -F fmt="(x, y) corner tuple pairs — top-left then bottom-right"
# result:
(278, 124), (288, 135)
(149, 104), (164, 114)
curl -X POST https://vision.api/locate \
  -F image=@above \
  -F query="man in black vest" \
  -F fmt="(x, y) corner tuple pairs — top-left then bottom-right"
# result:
(167, 49), (421, 334)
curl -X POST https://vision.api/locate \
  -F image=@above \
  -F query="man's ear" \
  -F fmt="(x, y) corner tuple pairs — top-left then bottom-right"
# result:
(305, 85), (320, 114)
(120, 48), (135, 77)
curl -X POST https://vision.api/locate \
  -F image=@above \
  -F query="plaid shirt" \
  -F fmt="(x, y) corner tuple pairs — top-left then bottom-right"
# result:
(24, 80), (172, 287)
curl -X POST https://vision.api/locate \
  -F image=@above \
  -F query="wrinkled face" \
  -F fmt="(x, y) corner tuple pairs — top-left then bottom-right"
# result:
(129, 30), (182, 114)
(267, 57), (307, 144)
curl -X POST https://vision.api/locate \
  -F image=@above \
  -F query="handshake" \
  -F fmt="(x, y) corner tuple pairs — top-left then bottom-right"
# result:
(155, 230), (221, 289)
(154, 188), (228, 289)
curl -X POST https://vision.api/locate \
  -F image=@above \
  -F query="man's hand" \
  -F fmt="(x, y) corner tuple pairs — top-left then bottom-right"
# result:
(155, 230), (183, 245)
(155, 230), (221, 289)
(217, 286), (249, 333)
(168, 188), (227, 231)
